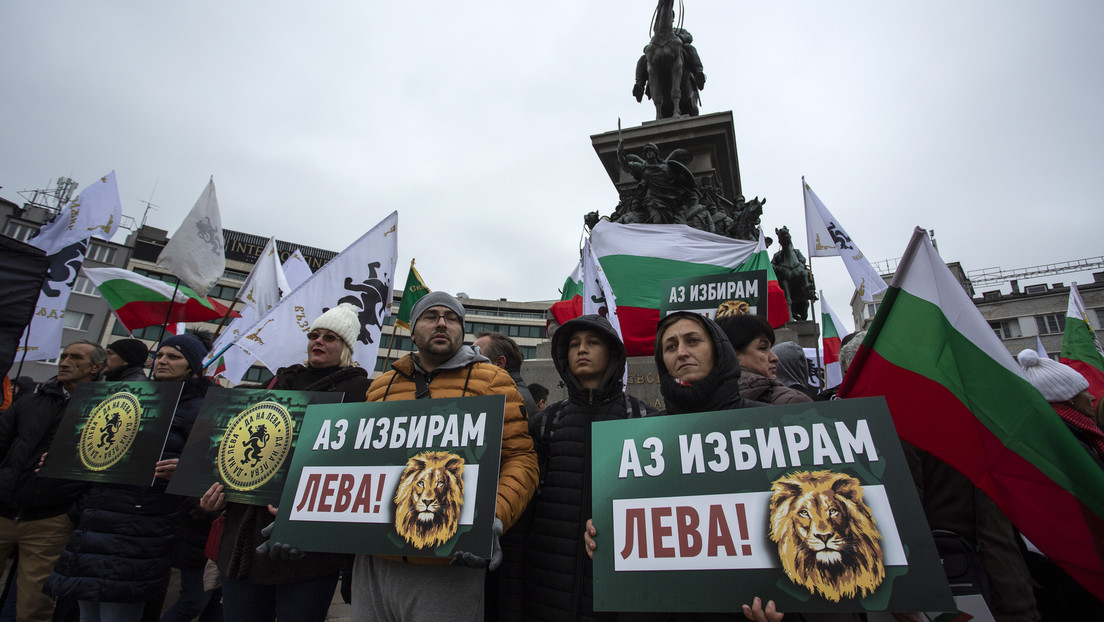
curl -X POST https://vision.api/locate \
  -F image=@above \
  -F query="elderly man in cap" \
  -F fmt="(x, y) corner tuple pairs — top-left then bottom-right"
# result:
(103, 338), (150, 382)
(0, 340), (106, 622)
(354, 291), (539, 621)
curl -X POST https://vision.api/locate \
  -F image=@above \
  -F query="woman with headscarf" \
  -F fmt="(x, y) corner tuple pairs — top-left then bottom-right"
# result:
(200, 304), (369, 622)
(46, 331), (215, 622)
(716, 314), (812, 406)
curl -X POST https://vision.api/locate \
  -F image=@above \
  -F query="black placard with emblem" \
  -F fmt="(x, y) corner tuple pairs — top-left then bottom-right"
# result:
(42, 381), (183, 486)
(167, 387), (343, 505)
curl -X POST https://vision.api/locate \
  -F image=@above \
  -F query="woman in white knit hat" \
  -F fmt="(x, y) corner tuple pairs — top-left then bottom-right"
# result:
(200, 303), (370, 622)
(1017, 349), (1104, 467)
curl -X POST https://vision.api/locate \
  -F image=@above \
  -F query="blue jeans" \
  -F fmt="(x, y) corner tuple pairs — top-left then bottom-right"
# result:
(160, 567), (214, 622)
(78, 600), (145, 622)
(220, 573), (338, 622)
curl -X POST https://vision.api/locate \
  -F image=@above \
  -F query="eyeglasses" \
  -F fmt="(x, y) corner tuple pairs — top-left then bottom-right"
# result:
(419, 312), (461, 326)
(307, 331), (340, 344)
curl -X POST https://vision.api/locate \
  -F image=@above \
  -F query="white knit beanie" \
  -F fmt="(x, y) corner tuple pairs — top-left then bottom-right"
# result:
(1017, 349), (1089, 402)
(310, 303), (361, 351)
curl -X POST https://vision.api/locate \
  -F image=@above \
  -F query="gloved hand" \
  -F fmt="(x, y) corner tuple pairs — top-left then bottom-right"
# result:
(255, 520), (306, 561)
(450, 518), (503, 571)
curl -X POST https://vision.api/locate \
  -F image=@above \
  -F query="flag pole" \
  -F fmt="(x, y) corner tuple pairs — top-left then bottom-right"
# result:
(149, 277), (182, 378)
(213, 297), (240, 339)
(801, 177), (826, 389)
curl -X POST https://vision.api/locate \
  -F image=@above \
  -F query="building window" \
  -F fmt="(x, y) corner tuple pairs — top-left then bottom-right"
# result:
(989, 320), (1022, 340)
(3, 222), (38, 241)
(63, 311), (93, 332)
(72, 275), (100, 297)
(207, 283), (239, 301)
(241, 366), (274, 384)
(86, 243), (117, 264)
(1035, 314), (1065, 335)
(111, 322), (166, 341)
(865, 303), (880, 318)
(1096, 308), (1104, 329)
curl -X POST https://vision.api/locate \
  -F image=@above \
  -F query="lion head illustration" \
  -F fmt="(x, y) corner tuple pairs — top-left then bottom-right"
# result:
(768, 470), (885, 602)
(716, 299), (750, 318)
(394, 451), (465, 549)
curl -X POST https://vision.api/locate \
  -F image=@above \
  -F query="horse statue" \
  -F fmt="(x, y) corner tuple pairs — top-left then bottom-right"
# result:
(633, 0), (706, 119)
(771, 226), (817, 321)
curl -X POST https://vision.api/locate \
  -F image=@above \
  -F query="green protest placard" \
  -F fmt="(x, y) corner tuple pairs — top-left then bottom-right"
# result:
(271, 395), (505, 558)
(591, 397), (952, 614)
(659, 270), (768, 320)
(167, 387), (343, 505)
(41, 381), (183, 486)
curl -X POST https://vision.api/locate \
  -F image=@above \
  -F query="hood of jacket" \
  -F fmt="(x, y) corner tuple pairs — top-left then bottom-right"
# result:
(552, 314), (627, 406)
(653, 312), (745, 415)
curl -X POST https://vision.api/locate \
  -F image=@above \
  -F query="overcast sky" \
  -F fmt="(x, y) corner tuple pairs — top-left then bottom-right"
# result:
(4, 1), (1102, 333)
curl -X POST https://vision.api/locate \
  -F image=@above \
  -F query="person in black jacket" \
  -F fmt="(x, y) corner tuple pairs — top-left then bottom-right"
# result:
(103, 338), (150, 382)
(525, 314), (656, 621)
(46, 332), (214, 622)
(201, 304), (369, 622)
(0, 341), (105, 622)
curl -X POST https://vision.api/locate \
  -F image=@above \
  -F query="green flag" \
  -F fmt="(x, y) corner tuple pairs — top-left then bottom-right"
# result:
(394, 261), (429, 330)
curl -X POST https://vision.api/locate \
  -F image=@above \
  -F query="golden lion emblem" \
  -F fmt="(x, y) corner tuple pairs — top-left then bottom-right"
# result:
(394, 451), (465, 549)
(768, 470), (885, 602)
(715, 300), (750, 318)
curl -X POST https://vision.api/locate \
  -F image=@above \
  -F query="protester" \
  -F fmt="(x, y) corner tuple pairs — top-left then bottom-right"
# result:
(1017, 349), (1104, 467)
(200, 303), (369, 622)
(525, 315), (656, 621)
(1014, 348), (1104, 618)
(584, 312), (776, 621)
(771, 341), (815, 398)
(103, 338), (150, 382)
(46, 331), (214, 622)
(716, 314), (812, 406)
(355, 291), (539, 621)
(473, 331), (538, 416)
(528, 382), (550, 412)
(0, 341), (105, 622)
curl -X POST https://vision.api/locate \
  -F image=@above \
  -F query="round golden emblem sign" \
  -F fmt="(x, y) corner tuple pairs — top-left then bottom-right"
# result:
(217, 401), (294, 491)
(79, 392), (142, 471)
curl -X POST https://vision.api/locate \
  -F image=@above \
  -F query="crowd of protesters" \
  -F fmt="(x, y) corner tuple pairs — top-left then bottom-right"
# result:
(1, 294), (1102, 622)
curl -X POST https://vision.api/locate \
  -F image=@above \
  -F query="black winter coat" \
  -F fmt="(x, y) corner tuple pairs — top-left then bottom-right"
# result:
(524, 315), (656, 622)
(0, 377), (85, 521)
(216, 364), (368, 585)
(45, 376), (212, 603)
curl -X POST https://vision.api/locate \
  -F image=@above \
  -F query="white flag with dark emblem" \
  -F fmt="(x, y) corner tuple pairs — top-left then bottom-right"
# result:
(29, 172), (122, 255)
(18, 240), (88, 361)
(235, 212), (398, 374)
(156, 177), (225, 297)
(204, 249), (312, 384)
(582, 236), (629, 388)
(238, 237), (290, 315)
(802, 178), (888, 302)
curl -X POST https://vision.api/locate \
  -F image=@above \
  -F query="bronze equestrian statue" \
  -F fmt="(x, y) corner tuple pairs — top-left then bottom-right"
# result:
(633, 0), (707, 119)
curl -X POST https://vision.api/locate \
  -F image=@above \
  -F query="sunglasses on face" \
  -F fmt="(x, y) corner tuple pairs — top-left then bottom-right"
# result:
(307, 331), (340, 344)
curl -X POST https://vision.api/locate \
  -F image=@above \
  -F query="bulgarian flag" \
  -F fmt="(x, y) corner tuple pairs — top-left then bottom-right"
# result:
(549, 261), (583, 327)
(587, 221), (789, 356)
(840, 227), (1104, 599)
(1060, 283), (1104, 398)
(83, 267), (238, 332)
(820, 291), (848, 388)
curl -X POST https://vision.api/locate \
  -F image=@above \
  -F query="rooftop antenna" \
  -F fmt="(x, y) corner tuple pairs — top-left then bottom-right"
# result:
(139, 178), (160, 229)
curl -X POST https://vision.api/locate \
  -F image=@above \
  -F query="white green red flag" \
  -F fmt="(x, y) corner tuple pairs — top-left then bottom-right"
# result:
(83, 267), (238, 331)
(586, 221), (788, 356)
(549, 260), (583, 327)
(1060, 282), (1104, 398)
(803, 178), (888, 302)
(840, 227), (1104, 600)
(819, 291), (848, 388)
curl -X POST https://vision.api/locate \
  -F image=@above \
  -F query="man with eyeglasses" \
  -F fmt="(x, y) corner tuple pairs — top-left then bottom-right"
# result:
(355, 291), (539, 621)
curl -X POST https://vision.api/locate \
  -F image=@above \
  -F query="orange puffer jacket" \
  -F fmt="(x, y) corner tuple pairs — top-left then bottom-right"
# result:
(367, 353), (539, 533)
